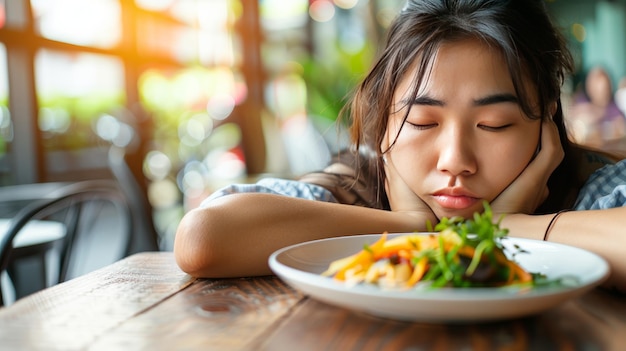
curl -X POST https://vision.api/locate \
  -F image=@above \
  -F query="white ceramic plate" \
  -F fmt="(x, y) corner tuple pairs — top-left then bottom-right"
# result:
(269, 233), (610, 323)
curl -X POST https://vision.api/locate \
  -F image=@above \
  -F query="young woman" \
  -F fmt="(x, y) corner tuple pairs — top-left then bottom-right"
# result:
(174, 0), (626, 293)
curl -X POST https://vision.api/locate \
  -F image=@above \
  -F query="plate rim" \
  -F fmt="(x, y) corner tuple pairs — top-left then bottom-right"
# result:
(268, 233), (610, 321)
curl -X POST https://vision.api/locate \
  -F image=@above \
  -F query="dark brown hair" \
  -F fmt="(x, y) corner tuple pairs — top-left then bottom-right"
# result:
(341, 0), (585, 213)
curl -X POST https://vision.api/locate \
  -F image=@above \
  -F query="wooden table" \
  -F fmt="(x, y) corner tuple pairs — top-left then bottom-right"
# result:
(1, 252), (625, 350)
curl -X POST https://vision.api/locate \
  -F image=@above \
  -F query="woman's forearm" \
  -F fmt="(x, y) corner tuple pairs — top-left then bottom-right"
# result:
(174, 193), (428, 278)
(501, 208), (626, 293)
(175, 192), (626, 293)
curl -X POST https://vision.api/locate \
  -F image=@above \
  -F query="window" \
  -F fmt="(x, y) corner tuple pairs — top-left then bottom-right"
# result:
(0, 0), (406, 248)
(0, 0), (253, 248)
(36, 50), (125, 156)
(31, 0), (122, 49)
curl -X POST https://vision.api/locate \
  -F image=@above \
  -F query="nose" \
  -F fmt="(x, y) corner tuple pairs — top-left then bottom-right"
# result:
(436, 129), (477, 177)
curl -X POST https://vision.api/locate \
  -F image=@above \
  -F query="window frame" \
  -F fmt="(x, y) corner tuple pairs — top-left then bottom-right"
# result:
(0, 0), (265, 185)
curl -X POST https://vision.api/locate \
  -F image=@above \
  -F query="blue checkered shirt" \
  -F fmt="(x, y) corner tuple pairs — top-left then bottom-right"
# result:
(199, 177), (337, 207)
(574, 159), (626, 209)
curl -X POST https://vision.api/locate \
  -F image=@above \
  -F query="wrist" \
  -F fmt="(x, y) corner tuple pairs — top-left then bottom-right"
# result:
(498, 213), (555, 241)
(543, 210), (571, 241)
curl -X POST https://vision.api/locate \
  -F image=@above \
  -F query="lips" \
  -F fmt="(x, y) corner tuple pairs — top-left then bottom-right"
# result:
(432, 188), (480, 210)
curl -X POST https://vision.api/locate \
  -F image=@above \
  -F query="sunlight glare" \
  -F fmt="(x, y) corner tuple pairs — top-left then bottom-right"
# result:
(135, 0), (175, 12)
(32, 0), (121, 48)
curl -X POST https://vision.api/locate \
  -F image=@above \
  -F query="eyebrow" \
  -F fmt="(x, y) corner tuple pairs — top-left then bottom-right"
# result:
(404, 93), (519, 107)
(473, 93), (519, 106)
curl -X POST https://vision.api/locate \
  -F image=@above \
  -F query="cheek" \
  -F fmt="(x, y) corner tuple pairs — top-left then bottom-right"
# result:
(387, 133), (434, 188)
(480, 138), (537, 196)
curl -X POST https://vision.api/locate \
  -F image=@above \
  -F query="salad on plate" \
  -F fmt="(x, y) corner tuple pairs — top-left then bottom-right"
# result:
(322, 204), (549, 290)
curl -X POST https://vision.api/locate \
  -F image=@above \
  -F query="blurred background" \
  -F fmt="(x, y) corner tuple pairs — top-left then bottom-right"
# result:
(0, 0), (625, 254)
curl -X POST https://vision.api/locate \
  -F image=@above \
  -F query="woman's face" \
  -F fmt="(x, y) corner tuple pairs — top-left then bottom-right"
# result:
(383, 39), (541, 219)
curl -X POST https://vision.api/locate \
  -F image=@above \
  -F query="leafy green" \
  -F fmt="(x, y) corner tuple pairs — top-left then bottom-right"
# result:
(421, 202), (525, 288)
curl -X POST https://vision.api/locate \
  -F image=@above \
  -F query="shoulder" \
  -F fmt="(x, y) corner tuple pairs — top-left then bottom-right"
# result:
(199, 178), (337, 208)
(298, 159), (382, 208)
(574, 158), (626, 210)
(568, 146), (619, 188)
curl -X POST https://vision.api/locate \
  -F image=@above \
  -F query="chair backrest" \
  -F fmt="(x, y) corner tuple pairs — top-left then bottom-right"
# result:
(0, 180), (133, 305)
(0, 182), (73, 217)
(108, 146), (160, 252)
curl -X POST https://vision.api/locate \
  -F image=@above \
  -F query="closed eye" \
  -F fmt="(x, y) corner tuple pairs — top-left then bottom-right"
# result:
(478, 124), (512, 131)
(406, 121), (438, 130)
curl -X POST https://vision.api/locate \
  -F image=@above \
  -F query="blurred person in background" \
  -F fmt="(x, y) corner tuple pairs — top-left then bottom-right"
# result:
(616, 76), (626, 116)
(567, 67), (626, 150)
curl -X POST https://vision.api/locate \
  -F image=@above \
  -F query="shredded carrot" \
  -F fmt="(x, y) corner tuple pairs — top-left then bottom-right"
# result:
(324, 229), (536, 288)
(510, 261), (533, 283)
(373, 235), (430, 259)
(324, 232), (388, 279)
(406, 257), (428, 287)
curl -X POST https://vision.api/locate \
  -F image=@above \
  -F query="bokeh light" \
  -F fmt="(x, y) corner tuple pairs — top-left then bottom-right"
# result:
(334, 0), (359, 10)
(177, 160), (209, 198)
(309, 0), (335, 22)
(39, 107), (71, 133)
(95, 113), (121, 142)
(148, 179), (180, 209)
(572, 23), (586, 43)
(178, 112), (213, 147)
(206, 93), (235, 120)
(205, 149), (246, 180)
(144, 150), (173, 181)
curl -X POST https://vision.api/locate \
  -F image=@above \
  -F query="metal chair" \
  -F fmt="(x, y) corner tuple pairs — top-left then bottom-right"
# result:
(96, 106), (161, 253)
(0, 180), (132, 306)
(108, 146), (160, 253)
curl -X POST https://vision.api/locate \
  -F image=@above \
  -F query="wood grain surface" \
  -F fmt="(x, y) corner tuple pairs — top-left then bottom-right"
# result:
(0, 252), (193, 350)
(1, 252), (625, 351)
(89, 276), (302, 350)
(257, 291), (626, 351)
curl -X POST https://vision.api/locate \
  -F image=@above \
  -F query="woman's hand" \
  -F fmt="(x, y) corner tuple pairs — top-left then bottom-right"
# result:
(491, 118), (564, 214)
(384, 152), (438, 228)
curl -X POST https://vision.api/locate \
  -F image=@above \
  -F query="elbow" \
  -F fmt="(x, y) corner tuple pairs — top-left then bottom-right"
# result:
(174, 208), (223, 278)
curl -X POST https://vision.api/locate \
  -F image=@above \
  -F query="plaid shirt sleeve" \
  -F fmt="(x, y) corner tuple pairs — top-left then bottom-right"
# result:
(199, 177), (338, 208)
(574, 159), (626, 210)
